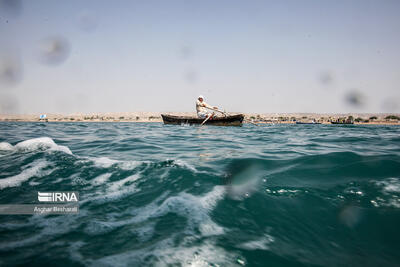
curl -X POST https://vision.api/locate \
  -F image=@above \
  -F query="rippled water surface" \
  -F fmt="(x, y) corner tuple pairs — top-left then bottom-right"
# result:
(0, 122), (400, 266)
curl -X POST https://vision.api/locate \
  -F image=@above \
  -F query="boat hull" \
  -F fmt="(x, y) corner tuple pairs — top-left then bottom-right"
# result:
(161, 114), (244, 126)
(296, 122), (321, 125)
(331, 122), (354, 124)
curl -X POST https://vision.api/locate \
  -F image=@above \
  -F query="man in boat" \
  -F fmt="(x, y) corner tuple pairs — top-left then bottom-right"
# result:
(196, 95), (218, 119)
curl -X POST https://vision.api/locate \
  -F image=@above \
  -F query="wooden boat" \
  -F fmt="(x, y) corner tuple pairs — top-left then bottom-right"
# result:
(331, 121), (354, 125)
(161, 114), (244, 126)
(296, 121), (321, 125)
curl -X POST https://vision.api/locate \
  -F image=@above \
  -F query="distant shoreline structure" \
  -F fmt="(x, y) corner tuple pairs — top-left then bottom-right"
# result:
(1, 112), (399, 125)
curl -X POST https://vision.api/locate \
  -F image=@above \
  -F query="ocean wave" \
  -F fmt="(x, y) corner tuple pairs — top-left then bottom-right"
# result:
(82, 192), (170, 236)
(238, 233), (275, 251)
(265, 188), (302, 196)
(133, 185), (225, 236)
(376, 177), (400, 193)
(79, 174), (143, 205)
(0, 137), (72, 155)
(0, 160), (49, 189)
(90, 239), (241, 267)
(84, 156), (202, 175)
(91, 173), (113, 185)
(0, 142), (14, 151)
(83, 186), (225, 238)
(87, 156), (144, 170)
(0, 209), (88, 251)
(108, 173), (141, 192)
(371, 178), (400, 208)
(172, 159), (198, 173)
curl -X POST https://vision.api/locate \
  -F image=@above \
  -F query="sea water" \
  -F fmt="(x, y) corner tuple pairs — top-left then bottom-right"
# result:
(0, 122), (399, 266)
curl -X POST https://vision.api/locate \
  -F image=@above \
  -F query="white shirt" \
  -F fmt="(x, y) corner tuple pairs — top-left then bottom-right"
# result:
(196, 100), (212, 113)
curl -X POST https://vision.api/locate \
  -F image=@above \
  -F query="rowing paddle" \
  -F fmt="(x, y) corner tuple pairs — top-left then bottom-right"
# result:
(204, 106), (227, 116)
(201, 115), (212, 126)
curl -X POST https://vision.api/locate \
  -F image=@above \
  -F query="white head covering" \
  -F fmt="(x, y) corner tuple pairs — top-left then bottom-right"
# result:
(198, 95), (204, 100)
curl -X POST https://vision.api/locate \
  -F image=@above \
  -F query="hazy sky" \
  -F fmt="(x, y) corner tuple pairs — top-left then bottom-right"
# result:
(1, 0), (400, 114)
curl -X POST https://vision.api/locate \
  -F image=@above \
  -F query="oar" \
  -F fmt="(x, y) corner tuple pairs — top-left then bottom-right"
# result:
(201, 107), (221, 126)
(204, 106), (227, 116)
(201, 115), (212, 126)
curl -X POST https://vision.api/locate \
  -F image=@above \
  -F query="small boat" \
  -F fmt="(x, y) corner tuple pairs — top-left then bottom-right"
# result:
(296, 121), (321, 125)
(331, 121), (354, 124)
(161, 114), (244, 126)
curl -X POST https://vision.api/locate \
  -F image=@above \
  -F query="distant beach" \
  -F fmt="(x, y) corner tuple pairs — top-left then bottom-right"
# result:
(0, 112), (399, 125)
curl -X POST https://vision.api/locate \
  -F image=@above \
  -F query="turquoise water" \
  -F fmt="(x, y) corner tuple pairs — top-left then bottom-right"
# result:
(0, 122), (400, 266)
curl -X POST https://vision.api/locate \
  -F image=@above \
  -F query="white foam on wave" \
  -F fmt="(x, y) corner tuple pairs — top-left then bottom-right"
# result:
(265, 188), (301, 196)
(81, 187), (230, 266)
(150, 239), (241, 267)
(86, 156), (202, 175)
(173, 159), (198, 172)
(80, 173), (142, 205)
(198, 185), (226, 210)
(90, 238), (241, 267)
(83, 185), (141, 205)
(83, 192), (170, 235)
(238, 234), (275, 251)
(108, 173), (141, 192)
(377, 178), (400, 193)
(132, 186), (225, 236)
(92, 173), (112, 185)
(135, 222), (156, 243)
(0, 142), (13, 151)
(344, 187), (364, 196)
(372, 178), (400, 208)
(144, 186), (225, 236)
(7, 137), (72, 154)
(84, 186), (226, 238)
(89, 156), (145, 170)
(0, 160), (49, 189)
(91, 157), (119, 168)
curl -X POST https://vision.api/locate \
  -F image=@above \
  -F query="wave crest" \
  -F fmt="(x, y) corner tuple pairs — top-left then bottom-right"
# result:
(0, 137), (72, 155)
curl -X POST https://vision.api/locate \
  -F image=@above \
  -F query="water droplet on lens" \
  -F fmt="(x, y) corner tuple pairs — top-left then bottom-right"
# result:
(344, 90), (366, 107)
(0, 0), (22, 17)
(179, 45), (193, 60)
(338, 205), (362, 228)
(38, 36), (70, 65)
(0, 56), (22, 86)
(318, 71), (334, 86)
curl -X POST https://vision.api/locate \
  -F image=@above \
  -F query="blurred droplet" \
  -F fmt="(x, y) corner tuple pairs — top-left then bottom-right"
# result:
(179, 46), (193, 60)
(338, 205), (362, 228)
(318, 71), (334, 86)
(183, 68), (197, 83)
(38, 36), (70, 65)
(344, 90), (366, 107)
(0, 0), (22, 17)
(223, 159), (262, 200)
(0, 94), (18, 113)
(0, 55), (22, 86)
(78, 12), (98, 33)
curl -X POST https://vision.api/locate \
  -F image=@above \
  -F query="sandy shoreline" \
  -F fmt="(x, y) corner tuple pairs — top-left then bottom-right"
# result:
(1, 112), (399, 125)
